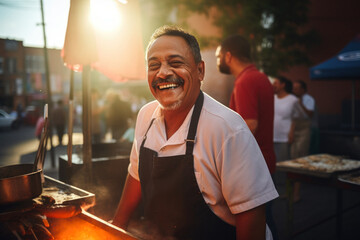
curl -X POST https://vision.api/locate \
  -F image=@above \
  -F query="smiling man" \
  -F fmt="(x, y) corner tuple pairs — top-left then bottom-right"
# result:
(112, 26), (278, 240)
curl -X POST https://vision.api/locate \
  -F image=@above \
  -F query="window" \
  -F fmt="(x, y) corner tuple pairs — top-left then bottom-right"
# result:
(6, 58), (17, 74)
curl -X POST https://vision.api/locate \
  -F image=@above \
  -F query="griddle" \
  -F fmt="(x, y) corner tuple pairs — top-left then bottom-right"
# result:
(40, 175), (95, 208)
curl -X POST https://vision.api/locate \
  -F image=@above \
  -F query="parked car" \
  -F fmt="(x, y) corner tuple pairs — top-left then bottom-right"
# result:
(0, 109), (18, 129)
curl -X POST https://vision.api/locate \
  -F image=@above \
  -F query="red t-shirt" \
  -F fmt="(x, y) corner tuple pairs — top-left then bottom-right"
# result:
(229, 65), (276, 173)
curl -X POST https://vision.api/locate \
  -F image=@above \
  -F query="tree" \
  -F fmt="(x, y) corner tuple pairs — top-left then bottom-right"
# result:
(139, 0), (319, 76)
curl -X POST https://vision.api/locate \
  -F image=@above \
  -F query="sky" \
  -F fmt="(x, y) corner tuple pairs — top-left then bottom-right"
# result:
(0, 0), (70, 49)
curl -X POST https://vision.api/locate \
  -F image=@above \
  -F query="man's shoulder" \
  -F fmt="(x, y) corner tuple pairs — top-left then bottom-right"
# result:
(242, 65), (266, 76)
(304, 93), (315, 101)
(202, 93), (248, 131)
(238, 66), (270, 85)
(203, 93), (231, 115)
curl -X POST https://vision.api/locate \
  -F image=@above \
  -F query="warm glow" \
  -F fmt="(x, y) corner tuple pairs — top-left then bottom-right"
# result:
(90, 0), (124, 32)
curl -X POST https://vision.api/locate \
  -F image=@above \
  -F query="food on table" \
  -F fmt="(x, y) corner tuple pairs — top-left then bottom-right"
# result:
(277, 154), (360, 173)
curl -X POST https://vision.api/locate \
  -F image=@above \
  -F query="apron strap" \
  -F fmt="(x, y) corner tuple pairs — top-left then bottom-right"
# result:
(141, 118), (155, 148)
(185, 91), (204, 155)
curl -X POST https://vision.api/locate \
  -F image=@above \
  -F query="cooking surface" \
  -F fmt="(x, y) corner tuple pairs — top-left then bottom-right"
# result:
(0, 175), (94, 221)
(38, 175), (95, 207)
(276, 154), (360, 177)
(49, 211), (138, 240)
(0, 175), (133, 239)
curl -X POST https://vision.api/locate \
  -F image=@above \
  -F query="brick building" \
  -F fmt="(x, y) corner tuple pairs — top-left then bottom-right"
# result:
(0, 38), (71, 124)
(0, 39), (26, 112)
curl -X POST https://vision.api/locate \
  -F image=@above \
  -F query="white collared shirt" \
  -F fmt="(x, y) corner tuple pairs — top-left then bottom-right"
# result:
(128, 92), (279, 227)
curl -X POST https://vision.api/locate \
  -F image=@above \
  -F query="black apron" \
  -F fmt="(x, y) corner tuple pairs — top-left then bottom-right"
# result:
(139, 92), (236, 239)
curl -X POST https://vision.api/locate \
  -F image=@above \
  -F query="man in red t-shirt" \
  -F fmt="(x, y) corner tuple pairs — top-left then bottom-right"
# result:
(216, 35), (278, 240)
(216, 35), (276, 174)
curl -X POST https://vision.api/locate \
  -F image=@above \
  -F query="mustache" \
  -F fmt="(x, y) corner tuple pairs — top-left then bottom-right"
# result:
(151, 76), (184, 89)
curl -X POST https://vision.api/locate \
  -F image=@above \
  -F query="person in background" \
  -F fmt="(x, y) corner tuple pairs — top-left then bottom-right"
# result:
(113, 25), (278, 240)
(292, 80), (316, 156)
(10, 103), (23, 128)
(120, 116), (136, 144)
(16, 103), (23, 127)
(105, 90), (132, 141)
(273, 76), (299, 162)
(216, 34), (278, 239)
(52, 100), (66, 145)
(272, 76), (302, 199)
(291, 79), (316, 202)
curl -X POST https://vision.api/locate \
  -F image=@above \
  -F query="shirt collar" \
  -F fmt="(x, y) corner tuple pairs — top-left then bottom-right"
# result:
(150, 101), (196, 145)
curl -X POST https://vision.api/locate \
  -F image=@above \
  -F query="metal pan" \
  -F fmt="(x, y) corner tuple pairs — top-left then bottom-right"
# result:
(0, 164), (42, 205)
(0, 104), (48, 205)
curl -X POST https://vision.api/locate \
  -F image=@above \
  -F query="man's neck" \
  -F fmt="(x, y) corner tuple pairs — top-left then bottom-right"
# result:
(231, 62), (252, 78)
(162, 91), (201, 139)
(162, 107), (189, 140)
(276, 90), (288, 98)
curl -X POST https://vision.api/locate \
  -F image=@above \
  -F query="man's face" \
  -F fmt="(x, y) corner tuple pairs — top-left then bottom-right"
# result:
(215, 46), (231, 74)
(146, 35), (204, 111)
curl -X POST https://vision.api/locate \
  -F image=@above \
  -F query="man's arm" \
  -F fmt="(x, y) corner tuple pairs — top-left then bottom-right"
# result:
(112, 174), (142, 229)
(298, 98), (314, 118)
(235, 204), (266, 240)
(244, 119), (258, 135)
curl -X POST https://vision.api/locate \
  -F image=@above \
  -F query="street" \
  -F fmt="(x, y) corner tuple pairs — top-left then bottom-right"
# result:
(0, 125), (39, 166)
(0, 125), (83, 178)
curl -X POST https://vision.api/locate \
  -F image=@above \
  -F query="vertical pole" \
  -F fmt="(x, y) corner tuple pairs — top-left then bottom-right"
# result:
(82, 65), (92, 184)
(40, 0), (55, 167)
(67, 70), (74, 166)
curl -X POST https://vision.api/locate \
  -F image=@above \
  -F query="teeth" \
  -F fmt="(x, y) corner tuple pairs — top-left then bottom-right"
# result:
(158, 83), (178, 90)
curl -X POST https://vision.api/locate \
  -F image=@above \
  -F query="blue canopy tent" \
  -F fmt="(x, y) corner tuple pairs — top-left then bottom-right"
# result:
(310, 34), (360, 130)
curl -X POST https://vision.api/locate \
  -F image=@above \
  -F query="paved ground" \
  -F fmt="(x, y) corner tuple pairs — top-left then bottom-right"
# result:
(1, 126), (360, 239)
(272, 173), (360, 240)
(0, 125), (83, 178)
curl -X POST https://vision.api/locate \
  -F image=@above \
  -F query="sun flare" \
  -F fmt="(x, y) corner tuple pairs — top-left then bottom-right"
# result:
(90, 0), (123, 31)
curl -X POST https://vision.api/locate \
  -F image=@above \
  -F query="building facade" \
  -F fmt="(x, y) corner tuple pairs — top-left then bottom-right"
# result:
(0, 38), (71, 124)
(0, 39), (26, 113)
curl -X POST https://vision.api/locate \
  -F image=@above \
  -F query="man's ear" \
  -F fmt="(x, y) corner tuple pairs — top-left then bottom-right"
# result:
(225, 51), (232, 64)
(197, 61), (205, 81)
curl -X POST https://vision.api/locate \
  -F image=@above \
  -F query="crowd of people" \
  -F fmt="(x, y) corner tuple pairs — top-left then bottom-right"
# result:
(33, 89), (141, 147)
(31, 25), (318, 240)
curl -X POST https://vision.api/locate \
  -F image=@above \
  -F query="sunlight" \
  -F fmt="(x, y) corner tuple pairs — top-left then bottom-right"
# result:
(90, 0), (125, 32)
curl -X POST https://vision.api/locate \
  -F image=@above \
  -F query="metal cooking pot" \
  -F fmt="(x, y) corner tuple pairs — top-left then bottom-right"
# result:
(0, 164), (43, 205)
(0, 105), (48, 205)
